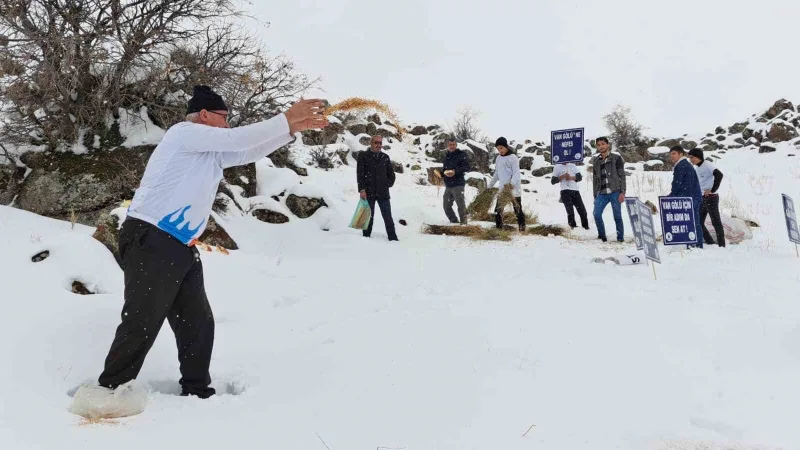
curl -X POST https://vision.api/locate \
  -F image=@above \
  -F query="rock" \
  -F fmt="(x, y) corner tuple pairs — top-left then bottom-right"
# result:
(716, 135), (726, 142)
(382, 145), (391, 151)
(734, 137), (746, 145)
(466, 177), (487, 191)
(764, 99), (795, 120)
(411, 164), (421, 171)
(292, 167), (308, 177)
(531, 166), (554, 177)
(359, 136), (372, 146)
(657, 138), (681, 148)
(715, 126), (726, 134)
(366, 122), (378, 136)
(789, 154), (796, 157)
(286, 194), (327, 219)
(426, 125), (440, 132)
(465, 141), (491, 174)
(680, 140), (698, 150)
(336, 150), (350, 166)
(367, 113), (382, 125)
(392, 161), (404, 174)
(521, 179), (531, 185)
(759, 144), (777, 153)
(71, 280), (93, 295)
(399, 219), (408, 226)
(700, 140), (721, 151)
(742, 128), (754, 141)
(643, 162), (666, 172)
(413, 137), (421, 146)
(728, 122), (748, 134)
(523, 147), (536, 154)
(347, 124), (367, 135)
(92, 211), (122, 266)
(767, 123), (797, 142)
(519, 156), (533, 171)
(15, 146), (152, 223)
(253, 208), (290, 224)
(410, 125), (428, 135)
(198, 216), (239, 250)
(223, 163), (257, 198)
(301, 122), (344, 145)
(375, 127), (397, 140)
(31, 250), (50, 262)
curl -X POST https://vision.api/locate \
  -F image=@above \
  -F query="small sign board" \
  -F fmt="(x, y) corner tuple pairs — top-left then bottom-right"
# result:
(625, 197), (644, 251)
(783, 193), (800, 244)
(637, 199), (661, 264)
(658, 196), (697, 246)
(550, 128), (584, 164)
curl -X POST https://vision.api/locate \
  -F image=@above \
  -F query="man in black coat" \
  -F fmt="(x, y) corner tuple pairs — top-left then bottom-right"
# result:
(357, 135), (398, 241)
(438, 138), (471, 224)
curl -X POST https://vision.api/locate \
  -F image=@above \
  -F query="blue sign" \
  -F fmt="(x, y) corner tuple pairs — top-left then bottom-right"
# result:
(636, 199), (660, 264)
(658, 196), (697, 246)
(551, 128), (584, 164)
(625, 197), (644, 251)
(783, 194), (800, 244)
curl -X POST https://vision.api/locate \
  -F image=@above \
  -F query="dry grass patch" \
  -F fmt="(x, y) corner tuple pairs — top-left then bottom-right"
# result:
(525, 224), (566, 237)
(423, 224), (512, 242)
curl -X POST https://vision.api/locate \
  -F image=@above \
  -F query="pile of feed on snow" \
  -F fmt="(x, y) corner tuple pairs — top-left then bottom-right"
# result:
(525, 224), (566, 237)
(423, 224), (512, 242)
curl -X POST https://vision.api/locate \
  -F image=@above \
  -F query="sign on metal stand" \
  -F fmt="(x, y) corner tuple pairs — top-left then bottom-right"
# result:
(637, 199), (661, 280)
(782, 193), (800, 257)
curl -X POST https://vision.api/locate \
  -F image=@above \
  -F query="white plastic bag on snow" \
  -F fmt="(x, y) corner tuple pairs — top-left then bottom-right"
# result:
(705, 214), (753, 245)
(68, 381), (149, 419)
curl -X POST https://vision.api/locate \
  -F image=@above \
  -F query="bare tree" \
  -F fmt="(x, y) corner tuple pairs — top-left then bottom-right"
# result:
(451, 106), (484, 142)
(0, 0), (316, 150)
(602, 104), (647, 152)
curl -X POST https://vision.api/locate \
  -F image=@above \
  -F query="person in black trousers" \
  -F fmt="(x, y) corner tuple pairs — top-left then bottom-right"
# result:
(688, 148), (726, 247)
(551, 162), (589, 229)
(357, 135), (398, 241)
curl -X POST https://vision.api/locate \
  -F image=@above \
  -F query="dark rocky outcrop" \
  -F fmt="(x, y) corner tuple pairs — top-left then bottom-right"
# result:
(286, 194), (327, 219)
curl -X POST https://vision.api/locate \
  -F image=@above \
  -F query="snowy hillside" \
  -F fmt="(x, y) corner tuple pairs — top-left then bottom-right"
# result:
(2, 101), (800, 449)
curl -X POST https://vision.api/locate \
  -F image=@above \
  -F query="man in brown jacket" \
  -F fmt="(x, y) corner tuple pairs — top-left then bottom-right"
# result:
(591, 137), (626, 242)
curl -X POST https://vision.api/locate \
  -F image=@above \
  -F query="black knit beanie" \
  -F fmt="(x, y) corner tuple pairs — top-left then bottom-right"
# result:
(495, 137), (509, 149)
(186, 85), (228, 114)
(688, 148), (704, 161)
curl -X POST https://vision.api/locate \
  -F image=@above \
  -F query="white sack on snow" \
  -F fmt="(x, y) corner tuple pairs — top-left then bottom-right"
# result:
(68, 381), (148, 419)
(705, 214), (753, 244)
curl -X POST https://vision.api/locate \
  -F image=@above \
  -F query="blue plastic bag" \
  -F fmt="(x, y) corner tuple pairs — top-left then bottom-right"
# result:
(349, 199), (372, 230)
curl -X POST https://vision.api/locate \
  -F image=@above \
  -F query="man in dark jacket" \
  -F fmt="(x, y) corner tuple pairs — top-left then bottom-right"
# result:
(357, 135), (398, 241)
(669, 145), (703, 249)
(439, 138), (471, 224)
(591, 137), (626, 242)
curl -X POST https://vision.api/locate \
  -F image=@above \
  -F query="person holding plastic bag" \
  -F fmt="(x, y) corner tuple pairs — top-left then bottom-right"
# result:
(357, 135), (399, 241)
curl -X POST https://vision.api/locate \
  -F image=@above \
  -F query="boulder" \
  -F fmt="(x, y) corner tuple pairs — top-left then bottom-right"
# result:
(657, 138), (681, 148)
(716, 135), (726, 142)
(223, 163), (257, 198)
(734, 137), (746, 145)
(336, 150), (350, 166)
(374, 127), (398, 140)
(426, 125), (440, 132)
(197, 216), (237, 249)
(366, 122), (378, 136)
(413, 137), (421, 146)
(742, 128), (755, 141)
(531, 166), (555, 177)
(523, 147), (536, 154)
(728, 122), (748, 134)
(409, 125), (428, 136)
(715, 126), (726, 135)
(359, 136), (372, 146)
(301, 121), (344, 145)
(411, 164), (422, 171)
(15, 146), (152, 225)
(367, 113), (382, 125)
(92, 211), (122, 266)
(292, 167), (309, 177)
(521, 179), (531, 185)
(253, 208), (290, 224)
(347, 124), (368, 135)
(764, 99), (795, 120)
(286, 194), (327, 218)
(680, 140), (698, 150)
(465, 141), (491, 174)
(759, 144), (777, 153)
(766, 123), (797, 143)
(392, 161), (404, 174)
(519, 156), (534, 171)
(700, 140), (721, 151)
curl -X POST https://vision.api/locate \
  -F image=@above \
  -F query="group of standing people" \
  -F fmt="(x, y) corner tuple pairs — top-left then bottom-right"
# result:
(355, 132), (728, 249)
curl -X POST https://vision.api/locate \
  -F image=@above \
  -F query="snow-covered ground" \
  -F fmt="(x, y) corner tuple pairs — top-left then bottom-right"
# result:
(2, 124), (800, 449)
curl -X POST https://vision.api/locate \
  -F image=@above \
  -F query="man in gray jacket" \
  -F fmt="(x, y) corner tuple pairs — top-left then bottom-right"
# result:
(591, 137), (626, 242)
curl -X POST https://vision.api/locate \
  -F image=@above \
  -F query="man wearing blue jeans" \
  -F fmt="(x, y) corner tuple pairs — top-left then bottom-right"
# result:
(591, 137), (626, 242)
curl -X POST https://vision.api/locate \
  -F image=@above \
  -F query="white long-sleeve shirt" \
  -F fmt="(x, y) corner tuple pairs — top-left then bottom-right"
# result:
(552, 163), (581, 191)
(488, 153), (522, 197)
(127, 114), (293, 245)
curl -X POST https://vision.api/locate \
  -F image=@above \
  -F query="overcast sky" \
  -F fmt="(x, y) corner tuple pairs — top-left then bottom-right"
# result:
(249, 0), (800, 143)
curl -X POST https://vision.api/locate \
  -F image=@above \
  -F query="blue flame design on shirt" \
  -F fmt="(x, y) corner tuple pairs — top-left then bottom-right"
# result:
(157, 205), (205, 244)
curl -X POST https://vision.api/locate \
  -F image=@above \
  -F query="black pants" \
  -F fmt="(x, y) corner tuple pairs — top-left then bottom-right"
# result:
(364, 197), (398, 241)
(561, 190), (589, 229)
(700, 194), (725, 247)
(98, 218), (215, 398)
(495, 196), (526, 229)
